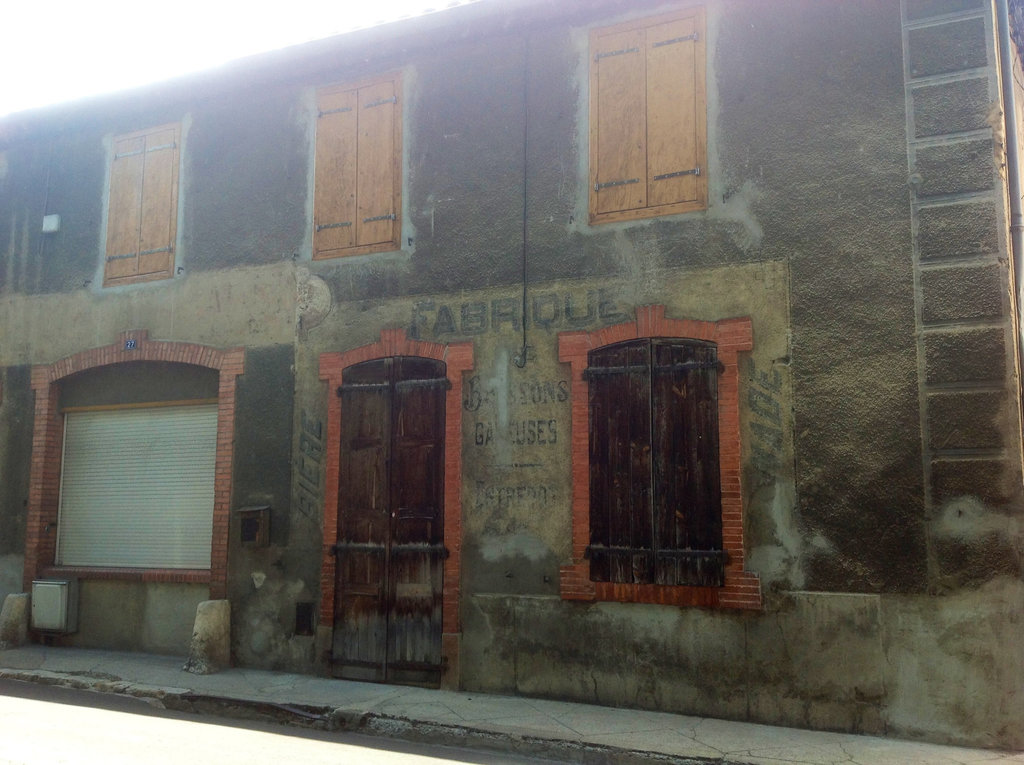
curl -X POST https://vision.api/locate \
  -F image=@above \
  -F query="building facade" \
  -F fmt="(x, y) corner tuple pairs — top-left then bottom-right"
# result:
(1, 0), (1022, 748)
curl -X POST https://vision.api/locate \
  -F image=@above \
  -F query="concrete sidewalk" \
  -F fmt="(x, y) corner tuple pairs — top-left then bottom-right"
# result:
(0, 646), (1021, 764)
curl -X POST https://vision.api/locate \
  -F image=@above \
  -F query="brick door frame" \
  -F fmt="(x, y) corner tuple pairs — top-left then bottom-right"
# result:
(319, 329), (474, 686)
(24, 330), (245, 599)
(558, 305), (762, 610)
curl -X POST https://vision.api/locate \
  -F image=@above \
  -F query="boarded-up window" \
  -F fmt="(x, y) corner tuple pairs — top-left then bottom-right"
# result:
(314, 74), (402, 259)
(589, 8), (707, 225)
(586, 338), (723, 586)
(104, 124), (180, 286)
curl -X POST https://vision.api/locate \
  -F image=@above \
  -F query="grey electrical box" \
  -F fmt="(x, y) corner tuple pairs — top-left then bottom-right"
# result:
(31, 579), (79, 633)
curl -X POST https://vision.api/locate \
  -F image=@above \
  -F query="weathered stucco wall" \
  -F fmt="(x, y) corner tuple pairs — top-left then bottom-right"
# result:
(0, 0), (1020, 747)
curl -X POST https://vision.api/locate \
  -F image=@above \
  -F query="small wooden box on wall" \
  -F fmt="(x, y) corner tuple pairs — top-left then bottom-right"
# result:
(235, 506), (270, 548)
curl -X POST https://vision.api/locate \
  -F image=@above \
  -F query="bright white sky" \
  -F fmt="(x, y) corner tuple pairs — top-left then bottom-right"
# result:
(1, 0), (470, 118)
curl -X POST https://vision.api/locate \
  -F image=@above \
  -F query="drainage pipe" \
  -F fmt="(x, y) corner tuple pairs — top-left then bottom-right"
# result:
(995, 0), (1024, 380)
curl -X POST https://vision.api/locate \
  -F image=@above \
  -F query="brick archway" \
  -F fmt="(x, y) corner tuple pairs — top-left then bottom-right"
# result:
(319, 329), (474, 684)
(24, 330), (245, 599)
(558, 305), (761, 610)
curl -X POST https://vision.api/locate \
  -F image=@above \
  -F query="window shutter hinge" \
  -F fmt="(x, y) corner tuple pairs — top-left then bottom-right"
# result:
(653, 168), (701, 181)
(318, 106), (353, 117)
(594, 177), (640, 193)
(317, 221), (352, 232)
(106, 246), (172, 262)
(594, 46), (640, 61)
(653, 32), (699, 48)
(114, 142), (176, 160)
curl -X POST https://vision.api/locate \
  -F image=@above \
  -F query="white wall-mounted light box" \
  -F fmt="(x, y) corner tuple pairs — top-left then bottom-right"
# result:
(31, 579), (79, 632)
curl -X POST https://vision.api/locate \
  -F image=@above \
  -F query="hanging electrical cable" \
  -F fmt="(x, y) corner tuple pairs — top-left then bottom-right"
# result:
(513, 34), (530, 369)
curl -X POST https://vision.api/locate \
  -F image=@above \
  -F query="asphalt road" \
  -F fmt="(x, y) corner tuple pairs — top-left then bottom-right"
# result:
(0, 678), (559, 764)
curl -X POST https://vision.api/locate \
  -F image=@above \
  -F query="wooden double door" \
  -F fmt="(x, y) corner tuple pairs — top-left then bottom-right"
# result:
(332, 356), (448, 686)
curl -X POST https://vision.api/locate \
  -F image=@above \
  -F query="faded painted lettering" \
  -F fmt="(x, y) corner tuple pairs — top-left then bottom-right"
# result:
(293, 409), (324, 524)
(410, 288), (625, 339)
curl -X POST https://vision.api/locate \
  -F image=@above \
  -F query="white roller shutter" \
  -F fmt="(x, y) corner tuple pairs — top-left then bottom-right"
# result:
(57, 404), (218, 569)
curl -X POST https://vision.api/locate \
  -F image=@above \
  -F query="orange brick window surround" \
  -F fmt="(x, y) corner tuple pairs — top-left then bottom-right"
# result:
(318, 330), (474, 662)
(558, 306), (761, 610)
(24, 330), (244, 600)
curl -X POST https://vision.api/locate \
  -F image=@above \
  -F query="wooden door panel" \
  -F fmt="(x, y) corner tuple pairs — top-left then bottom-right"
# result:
(334, 360), (390, 681)
(334, 356), (446, 686)
(386, 358), (445, 684)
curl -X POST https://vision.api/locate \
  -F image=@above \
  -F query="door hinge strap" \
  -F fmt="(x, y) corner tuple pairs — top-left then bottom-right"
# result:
(331, 542), (385, 555)
(365, 96), (397, 109)
(317, 221), (352, 232)
(653, 168), (700, 181)
(337, 382), (390, 395)
(363, 213), (396, 223)
(594, 46), (640, 61)
(594, 177), (639, 192)
(653, 32), (699, 47)
(389, 543), (450, 557)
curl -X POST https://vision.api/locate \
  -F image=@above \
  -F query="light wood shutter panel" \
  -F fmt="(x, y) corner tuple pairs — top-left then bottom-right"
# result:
(314, 88), (358, 257)
(104, 124), (179, 285)
(591, 27), (646, 217)
(589, 9), (707, 224)
(314, 73), (401, 259)
(356, 79), (398, 248)
(104, 135), (146, 282)
(646, 15), (702, 208)
(137, 126), (179, 276)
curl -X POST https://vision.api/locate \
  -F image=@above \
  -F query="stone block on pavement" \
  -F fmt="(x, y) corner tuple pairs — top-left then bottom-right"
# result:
(0, 593), (29, 650)
(183, 599), (230, 674)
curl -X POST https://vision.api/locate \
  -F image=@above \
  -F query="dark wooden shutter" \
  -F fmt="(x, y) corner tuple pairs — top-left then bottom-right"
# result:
(587, 340), (653, 584)
(651, 340), (723, 586)
(587, 338), (723, 587)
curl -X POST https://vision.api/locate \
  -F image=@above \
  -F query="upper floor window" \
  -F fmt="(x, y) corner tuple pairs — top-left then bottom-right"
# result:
(104, 124), (180, 286)
(589, 8), (707, 225)
(314, 73), (402, 259)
